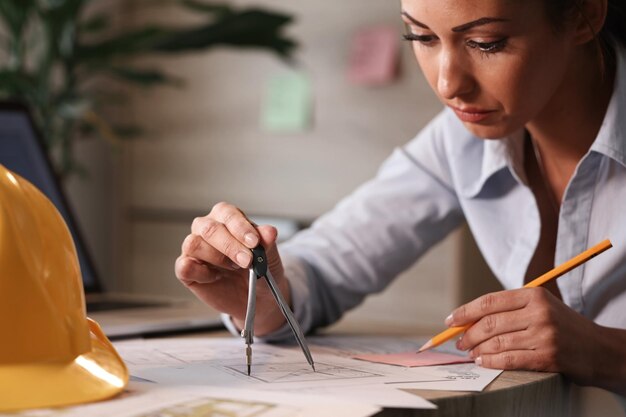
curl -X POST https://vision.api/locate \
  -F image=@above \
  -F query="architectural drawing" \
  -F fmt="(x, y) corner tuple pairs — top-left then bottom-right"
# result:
(222, 361), (382, 384)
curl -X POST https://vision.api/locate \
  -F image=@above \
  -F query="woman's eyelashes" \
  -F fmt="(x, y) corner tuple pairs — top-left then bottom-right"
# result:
(466, 38), (508, 53)
(403, 33), (508, 54)
(402, 33), (437, 45)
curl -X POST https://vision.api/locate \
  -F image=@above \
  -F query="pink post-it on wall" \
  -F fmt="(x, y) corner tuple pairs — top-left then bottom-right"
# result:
(353, 351), (472, 367)
(347, 26), (400, 86)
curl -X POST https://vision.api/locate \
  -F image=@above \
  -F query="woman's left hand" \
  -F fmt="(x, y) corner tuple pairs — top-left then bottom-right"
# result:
(447, 287), (602, 385)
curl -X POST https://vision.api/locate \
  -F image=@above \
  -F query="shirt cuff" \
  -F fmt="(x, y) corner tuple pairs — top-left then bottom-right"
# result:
(220, 253), (313, 343)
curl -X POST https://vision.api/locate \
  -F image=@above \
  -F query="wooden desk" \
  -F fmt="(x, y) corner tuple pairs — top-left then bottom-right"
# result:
(395, 371), (570, 417)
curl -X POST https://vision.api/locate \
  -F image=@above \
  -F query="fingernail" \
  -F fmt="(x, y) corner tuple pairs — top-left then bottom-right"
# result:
(456, 338), (463, 350)
(236, 251), (251, 268)
(244, 233), (258, 247)
(475, 356), (483, 366)
(445, 314), (453, 326)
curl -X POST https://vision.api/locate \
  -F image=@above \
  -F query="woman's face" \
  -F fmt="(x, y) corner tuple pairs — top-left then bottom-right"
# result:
(401, 0), (578, 139)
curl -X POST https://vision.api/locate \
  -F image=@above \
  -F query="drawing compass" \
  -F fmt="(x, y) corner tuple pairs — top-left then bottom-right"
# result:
(241, 244), (315, 376)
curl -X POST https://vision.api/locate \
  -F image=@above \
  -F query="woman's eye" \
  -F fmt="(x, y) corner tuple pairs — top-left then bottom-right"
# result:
(402, 33), (438, 46)
(466, 38), (507, 53)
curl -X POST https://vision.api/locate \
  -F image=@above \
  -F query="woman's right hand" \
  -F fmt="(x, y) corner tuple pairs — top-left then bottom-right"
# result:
(174, 202), (289, 335)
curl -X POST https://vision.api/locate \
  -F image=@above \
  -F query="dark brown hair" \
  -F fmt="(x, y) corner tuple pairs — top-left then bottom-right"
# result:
(603, 1), (626, 47)
(544, 0), (626, 76)
(544, 0), (626, 48)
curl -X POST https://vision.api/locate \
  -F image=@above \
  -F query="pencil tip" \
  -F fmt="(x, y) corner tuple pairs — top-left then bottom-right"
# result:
(418, 339), (432, 353)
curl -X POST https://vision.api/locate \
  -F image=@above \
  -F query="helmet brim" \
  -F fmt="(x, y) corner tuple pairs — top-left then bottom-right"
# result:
(0, 319), (128, 412)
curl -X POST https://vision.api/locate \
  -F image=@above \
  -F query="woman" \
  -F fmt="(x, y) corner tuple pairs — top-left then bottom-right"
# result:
(175, 0), (626, 396)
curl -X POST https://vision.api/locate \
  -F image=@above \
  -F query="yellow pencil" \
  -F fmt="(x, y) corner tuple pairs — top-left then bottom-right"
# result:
(417, 239), (613, 353)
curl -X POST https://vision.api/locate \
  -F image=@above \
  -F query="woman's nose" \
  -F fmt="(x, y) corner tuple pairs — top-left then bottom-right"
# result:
(437, 49), (475, 100)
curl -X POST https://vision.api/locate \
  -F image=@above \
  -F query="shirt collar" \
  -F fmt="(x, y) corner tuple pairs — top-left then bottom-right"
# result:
(460, 45), (626, 199)
(457, 129), (524, 199)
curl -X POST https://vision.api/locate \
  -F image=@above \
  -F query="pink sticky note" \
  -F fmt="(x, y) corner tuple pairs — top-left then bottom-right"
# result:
(347, 26), (400, 86)
(353, 351), (472, 367)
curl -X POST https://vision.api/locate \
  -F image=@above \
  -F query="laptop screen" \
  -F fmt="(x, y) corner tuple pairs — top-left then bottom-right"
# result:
(0, 102), (100, 292)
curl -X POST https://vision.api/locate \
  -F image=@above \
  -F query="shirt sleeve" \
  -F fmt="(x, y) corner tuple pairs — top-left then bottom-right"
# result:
(222, 111), (466, 341)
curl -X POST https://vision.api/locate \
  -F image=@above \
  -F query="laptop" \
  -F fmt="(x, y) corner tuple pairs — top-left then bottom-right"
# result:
(0, 101), (224, 339)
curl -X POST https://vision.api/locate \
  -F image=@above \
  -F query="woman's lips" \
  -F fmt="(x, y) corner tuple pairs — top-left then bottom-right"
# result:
(450, 106), (495, 123)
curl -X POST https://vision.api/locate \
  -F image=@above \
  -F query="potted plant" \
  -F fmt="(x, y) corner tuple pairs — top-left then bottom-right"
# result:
(0, 0), (296, 178)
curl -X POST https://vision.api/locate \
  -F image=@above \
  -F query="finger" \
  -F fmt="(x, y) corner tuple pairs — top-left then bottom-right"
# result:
(447, 289), (534, 327)
(191, 217), (252, 268)
(458, 310), (530, 350)
(476, 349), (550, 372)
(468, 330), (532, 358)
(181, 234), (240, 270)
(257, 225), (279, 258)
(175, 256), (222, 286)
(209, 202), (260, 248)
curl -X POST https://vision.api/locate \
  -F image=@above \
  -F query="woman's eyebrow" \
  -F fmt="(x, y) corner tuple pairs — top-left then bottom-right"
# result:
(401, 11), (510, 32)
(401, 11), (429, 29)
(451, 17), (511, 32)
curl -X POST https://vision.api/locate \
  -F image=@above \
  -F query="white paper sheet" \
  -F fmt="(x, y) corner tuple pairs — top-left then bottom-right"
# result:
(284, 384), (436, 409)
(2, 382), (381, 417)
(385, 363), (503, 392)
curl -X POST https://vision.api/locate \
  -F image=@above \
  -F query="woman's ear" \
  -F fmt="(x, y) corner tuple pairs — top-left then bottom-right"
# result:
(572, 0), (608, 45)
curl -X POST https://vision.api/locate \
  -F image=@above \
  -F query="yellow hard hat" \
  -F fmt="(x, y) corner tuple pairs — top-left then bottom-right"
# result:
(0, 165), (128, 412)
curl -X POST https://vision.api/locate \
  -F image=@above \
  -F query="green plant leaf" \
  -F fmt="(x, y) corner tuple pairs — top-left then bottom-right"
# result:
(74, 26), (173, 62)
(37, 0), (86, 63)
(78, 13), (110, 33)
(177, 0), (233, 16)
(74, 7), (296, 62)
(106, 66), (184, 87)
(56, 97), (91, 120)
(0, 70), (41, 103)
(0, 0), (36, 38)
(0, 0), (37, 69)
(0, 70), (36, 91)
(151, 9), (297, 57)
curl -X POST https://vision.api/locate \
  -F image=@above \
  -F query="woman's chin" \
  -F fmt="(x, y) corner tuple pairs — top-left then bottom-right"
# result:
(461, 120), (520, 140)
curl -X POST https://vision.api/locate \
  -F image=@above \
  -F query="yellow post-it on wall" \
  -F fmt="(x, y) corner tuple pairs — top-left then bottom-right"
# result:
(261, 72), (312, 132)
